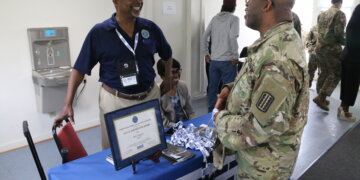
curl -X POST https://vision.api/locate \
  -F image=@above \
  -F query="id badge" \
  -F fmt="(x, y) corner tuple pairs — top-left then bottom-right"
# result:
(120, 74), (138, 87)
(118, 60), (139, 87)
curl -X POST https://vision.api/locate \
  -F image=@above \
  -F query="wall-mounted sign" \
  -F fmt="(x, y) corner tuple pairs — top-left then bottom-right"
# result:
(163, 2), (176, 15)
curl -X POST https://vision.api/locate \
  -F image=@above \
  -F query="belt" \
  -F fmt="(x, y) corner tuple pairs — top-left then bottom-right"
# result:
(102, 82), (154, 100)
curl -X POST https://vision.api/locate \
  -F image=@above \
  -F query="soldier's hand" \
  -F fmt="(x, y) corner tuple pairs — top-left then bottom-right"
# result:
(205, 55), (211, 63)
(214, 86), (230, 110)
(211, 108), (220, 122)
(54, 105), (74, 128)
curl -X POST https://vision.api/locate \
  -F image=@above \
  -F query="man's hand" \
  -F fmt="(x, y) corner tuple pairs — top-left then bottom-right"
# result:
(53, 105), (74, 128)
(215, 86), (230, 110)
(211, 108), (220, 122)
(231, 59), (239, 65)
(205, 55), (211, 63)
(161, 58), (174, 95)
(160, 77), (172, 96)
(212, 86), (231, 122)
(53, 69), (84, 128)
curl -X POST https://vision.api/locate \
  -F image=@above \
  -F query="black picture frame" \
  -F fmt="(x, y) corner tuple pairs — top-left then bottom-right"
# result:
(104, 99), (167, 170)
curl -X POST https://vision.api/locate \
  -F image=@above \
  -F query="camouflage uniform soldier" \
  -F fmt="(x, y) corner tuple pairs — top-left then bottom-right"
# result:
(313, 0), (346, 111)
(306, 25), (319, 88)
(213, 0), (309, 179)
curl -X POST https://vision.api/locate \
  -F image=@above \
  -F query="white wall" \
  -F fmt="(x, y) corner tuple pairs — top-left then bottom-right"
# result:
(145, 0), (191, 89)
(293, 1), (315, 35)
(149, 0), (205, 98)
(0, 0), (114, 152)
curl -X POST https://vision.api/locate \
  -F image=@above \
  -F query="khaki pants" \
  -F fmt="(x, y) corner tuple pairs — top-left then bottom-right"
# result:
(99, 84), (160, 150)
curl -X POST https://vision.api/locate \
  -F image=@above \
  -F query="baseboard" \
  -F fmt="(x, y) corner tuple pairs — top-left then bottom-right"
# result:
(192, 92), (206, 100)
(0, 119), (100, 154)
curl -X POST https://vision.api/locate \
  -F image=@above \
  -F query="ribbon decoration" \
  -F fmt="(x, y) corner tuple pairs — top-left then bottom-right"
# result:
(167, 121), (217, 161)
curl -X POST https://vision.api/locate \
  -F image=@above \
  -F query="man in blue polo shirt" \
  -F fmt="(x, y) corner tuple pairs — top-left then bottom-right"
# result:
(54, 0), (173, 149)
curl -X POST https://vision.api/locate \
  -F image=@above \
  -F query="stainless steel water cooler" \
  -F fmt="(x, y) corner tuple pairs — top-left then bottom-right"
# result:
(28, 27), (71, 113)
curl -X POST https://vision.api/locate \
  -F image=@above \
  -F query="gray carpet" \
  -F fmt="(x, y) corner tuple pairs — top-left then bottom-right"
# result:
(298, 120), (360, 180)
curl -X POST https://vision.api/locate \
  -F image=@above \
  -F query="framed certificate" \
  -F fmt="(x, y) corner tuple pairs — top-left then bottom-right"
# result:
(104, 99), (167, 170)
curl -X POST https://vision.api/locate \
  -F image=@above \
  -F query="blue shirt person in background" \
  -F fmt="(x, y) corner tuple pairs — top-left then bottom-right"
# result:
(54, 0), (173, 150)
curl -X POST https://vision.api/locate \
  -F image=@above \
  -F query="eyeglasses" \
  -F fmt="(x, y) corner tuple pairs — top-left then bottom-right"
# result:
(172, 69), (182, 74)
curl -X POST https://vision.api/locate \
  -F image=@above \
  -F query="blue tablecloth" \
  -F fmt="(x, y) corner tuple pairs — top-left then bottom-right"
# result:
(48, 113), (213, 180)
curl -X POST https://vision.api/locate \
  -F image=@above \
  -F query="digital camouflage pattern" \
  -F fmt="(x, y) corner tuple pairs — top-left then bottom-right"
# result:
(315, 5), (346, 96)
(215, 22), (309, 180)
(306, 26), (319, 87)
(306, 26), (318, 53)
(317, 6), (346, 46)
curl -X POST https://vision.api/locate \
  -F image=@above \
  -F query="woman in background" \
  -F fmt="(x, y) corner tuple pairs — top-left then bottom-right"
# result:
(338, 4), (360, 121)
(157, 58), (195, 127)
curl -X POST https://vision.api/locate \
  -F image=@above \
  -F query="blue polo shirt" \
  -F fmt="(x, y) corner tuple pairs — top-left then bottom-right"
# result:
(74, 13), (172, 94)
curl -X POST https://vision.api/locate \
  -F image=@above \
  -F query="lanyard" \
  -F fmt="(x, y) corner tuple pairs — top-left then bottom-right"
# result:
(115, 29), (139, 56)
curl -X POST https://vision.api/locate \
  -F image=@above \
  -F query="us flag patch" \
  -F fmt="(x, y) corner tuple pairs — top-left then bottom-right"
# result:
(256, 92), (274, 112)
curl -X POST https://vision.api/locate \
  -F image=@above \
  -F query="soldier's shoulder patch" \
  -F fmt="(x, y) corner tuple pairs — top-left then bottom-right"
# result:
(256, 91), (275, 112)
(340, 18), (346, 22)
(251, 74), (288, 126)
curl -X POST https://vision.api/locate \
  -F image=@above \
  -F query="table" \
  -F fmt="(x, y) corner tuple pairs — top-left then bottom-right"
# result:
(48, 113), (236, 180)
